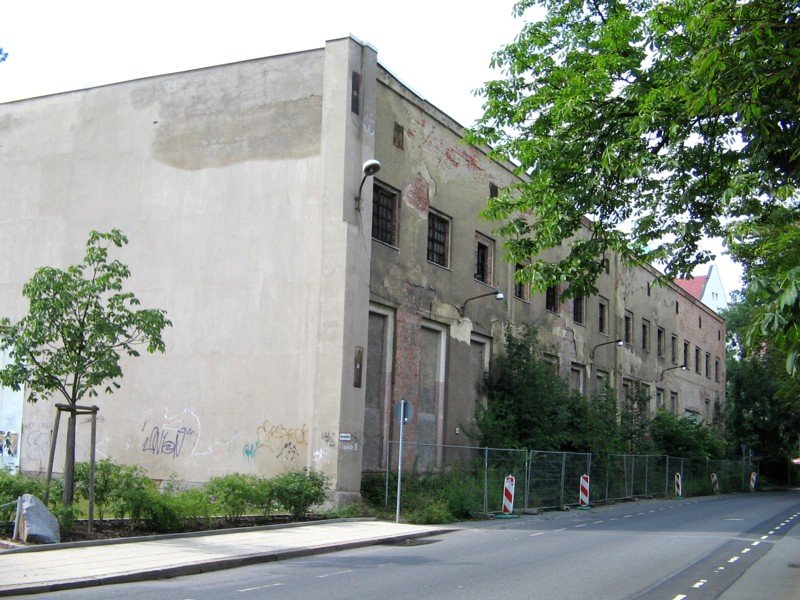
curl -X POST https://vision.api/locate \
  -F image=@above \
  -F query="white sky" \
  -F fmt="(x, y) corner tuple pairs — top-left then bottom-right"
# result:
(0, 0), (742, 296)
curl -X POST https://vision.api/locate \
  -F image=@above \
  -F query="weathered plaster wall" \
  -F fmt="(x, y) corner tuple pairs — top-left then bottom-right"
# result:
(0, 40), (375, 493)
(367, 65), (727, 455)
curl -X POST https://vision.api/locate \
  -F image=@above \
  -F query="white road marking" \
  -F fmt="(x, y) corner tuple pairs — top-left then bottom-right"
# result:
(715, 567), (725, 572)
(752, 541), (760, 546)
(769, 530), (775, 534)
(761, 535), (769, 539)
(729, 556), (740, 563)
(317, 570), (353, 578)
(238, 583), (284, 592)
(623, 515), (632, 518)
(554, 528), (567, 532)
(742, 548), (750, 554)
(575, 524), (587, 528)
(724, 518), (744, 521)
(692, 579), (707, 588)
(594, 520), (604, 524)
(529, 532), (544, 537)
(673, 595), (687, 600)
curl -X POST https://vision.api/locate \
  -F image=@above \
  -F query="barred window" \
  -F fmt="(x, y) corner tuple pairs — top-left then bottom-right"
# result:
(427, 212), (450, 267)
(371, 185), (398, 246)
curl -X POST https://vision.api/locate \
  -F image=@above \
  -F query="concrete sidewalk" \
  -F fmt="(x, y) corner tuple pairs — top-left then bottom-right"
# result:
(0, 519), (455, 597)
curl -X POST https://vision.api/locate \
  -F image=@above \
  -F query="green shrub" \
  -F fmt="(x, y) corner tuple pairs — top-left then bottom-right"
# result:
(251, 477), (276, 516)
(204, 473), (259, 520)
(272, 469), (328, 520)
(142, 489), (183, 533)
(56, 504), (78, 536)
(360, 473), (388, 508)
(110, 464), (156, 527)
(74, 458), (126, 520)
(406, 501), (455, 525)
(0, 470), (56, 521)
(172, 487), (212, 529)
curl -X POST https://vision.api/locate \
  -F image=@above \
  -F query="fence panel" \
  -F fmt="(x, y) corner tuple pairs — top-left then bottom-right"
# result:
(382, 441), (750, 520)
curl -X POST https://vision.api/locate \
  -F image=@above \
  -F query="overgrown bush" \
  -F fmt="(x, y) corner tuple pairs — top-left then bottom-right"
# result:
(74, 458), (126, 520)
(406, 500), (455, 525)
(0, 470), (61, 521)
(110, 464), (157, 527)
(272, 469), (328, 520)
(205, 473), (260, 521)
(171, 487), (212, 529)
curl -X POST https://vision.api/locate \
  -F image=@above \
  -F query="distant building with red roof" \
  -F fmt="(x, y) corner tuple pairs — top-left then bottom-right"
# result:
(675, 265), (728, 314)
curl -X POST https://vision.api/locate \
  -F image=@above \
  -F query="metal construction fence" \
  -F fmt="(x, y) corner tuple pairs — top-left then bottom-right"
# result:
(381, 441), (752, 518)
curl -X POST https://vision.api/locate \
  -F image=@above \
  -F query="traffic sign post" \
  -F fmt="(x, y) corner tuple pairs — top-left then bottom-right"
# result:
(394, 399), (413, 523)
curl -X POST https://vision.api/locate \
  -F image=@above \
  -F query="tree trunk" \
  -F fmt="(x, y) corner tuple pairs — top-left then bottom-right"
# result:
(62, 409), (76, 506)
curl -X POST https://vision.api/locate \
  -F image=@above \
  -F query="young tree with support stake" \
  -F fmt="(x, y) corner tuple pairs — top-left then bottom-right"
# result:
(0, 229), (171, 506)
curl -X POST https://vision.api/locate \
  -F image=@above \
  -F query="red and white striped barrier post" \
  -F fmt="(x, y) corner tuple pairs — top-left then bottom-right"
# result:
(710, 472), (720, 494)
(502, 475), (515, 514)
(674, 472), (682, 497)
(750, 472), (757, 491)
(579, 474), (590, 507)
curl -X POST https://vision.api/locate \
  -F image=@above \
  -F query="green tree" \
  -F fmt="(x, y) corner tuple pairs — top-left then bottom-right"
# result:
(468, 0), (800, 367)
(724, 292), (800, 481)
(476, 325), (573, 450)
(0, 230), (171, 505)
(651, 410), (725, 459)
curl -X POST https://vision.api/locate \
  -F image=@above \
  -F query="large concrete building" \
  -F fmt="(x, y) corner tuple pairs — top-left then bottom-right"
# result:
(0, 37), (725, 500)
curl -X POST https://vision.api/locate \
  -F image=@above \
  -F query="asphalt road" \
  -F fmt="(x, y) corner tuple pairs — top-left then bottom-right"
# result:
(18, 492), (800, 600)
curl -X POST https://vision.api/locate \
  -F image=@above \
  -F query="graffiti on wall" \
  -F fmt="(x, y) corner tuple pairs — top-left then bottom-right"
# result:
(242, 420), (308, 463)
(0, 430), (18, 457)
(140, 408), (200, 460)
(23, 421), (51, 467)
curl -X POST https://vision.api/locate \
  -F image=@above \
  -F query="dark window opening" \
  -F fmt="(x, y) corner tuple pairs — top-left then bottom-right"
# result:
(489, 182), (499, 198)
(475, 242), (489, 283)
(598, 300), (608, 333)
(351, 71), (361, 115)
(514, 264), (529, 301)
(546, 286), (559, 312)
(371, 185), (398, 246)
(427, 212), (449, 267)
(573, 295), (584, 324)
(624, 312), (633, 344)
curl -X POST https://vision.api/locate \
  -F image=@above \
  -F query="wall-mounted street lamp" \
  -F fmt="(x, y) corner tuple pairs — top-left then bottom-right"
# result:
(589, 339), (624, 362)
(660, 364), (688, 381)
(356, 159), (381, 210)
(459, 290), (505, 317)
